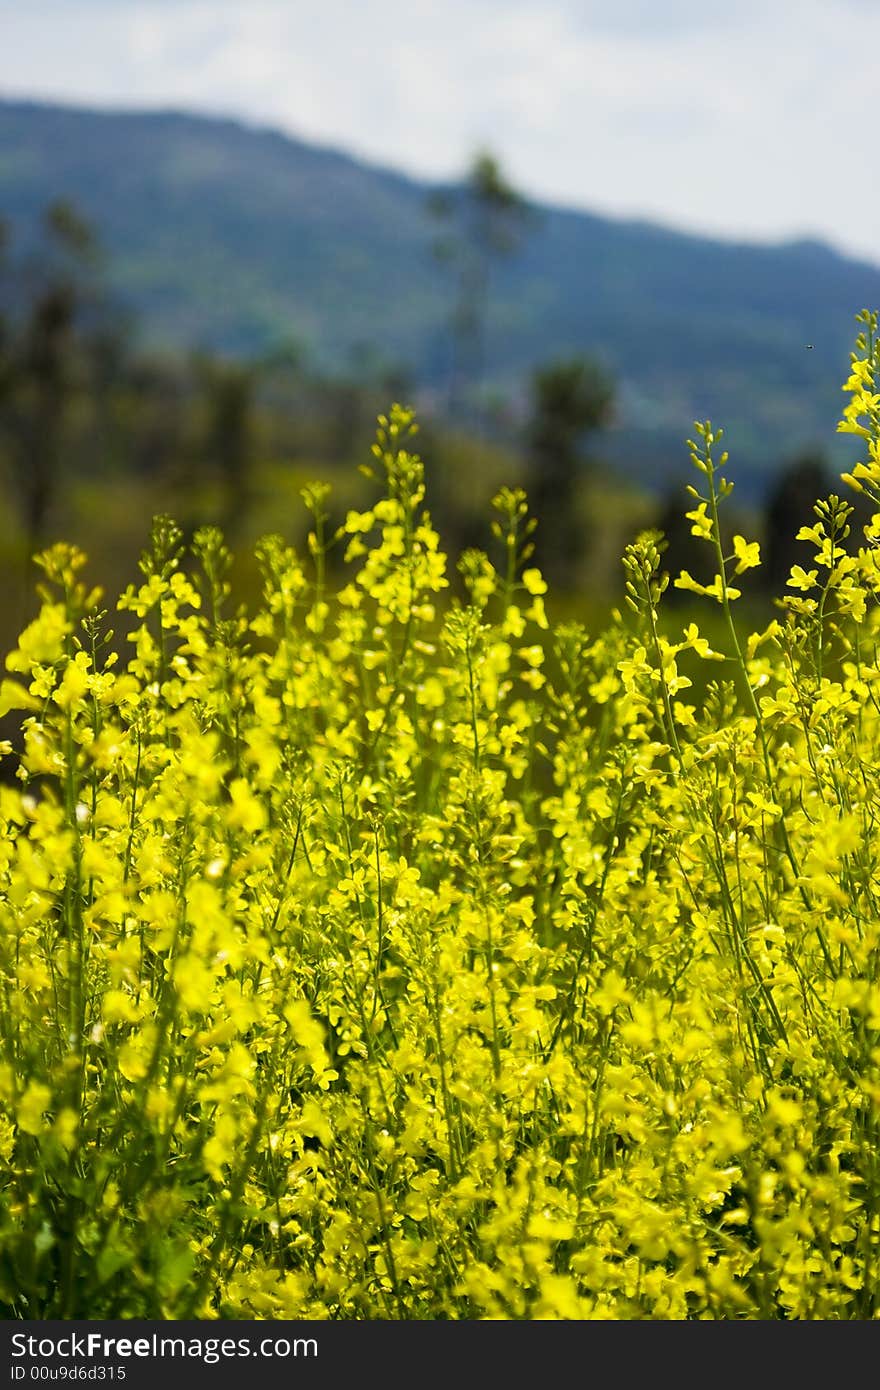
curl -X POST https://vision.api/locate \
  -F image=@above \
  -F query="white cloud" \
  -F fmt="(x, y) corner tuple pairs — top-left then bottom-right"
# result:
(0, 0), (877, 265)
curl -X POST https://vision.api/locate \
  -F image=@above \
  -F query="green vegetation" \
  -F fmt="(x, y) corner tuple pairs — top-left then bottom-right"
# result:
(2, 316), (880, 1317)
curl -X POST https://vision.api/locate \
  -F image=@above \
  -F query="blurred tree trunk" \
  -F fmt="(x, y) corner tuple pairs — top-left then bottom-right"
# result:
(526, 357), (615, 588)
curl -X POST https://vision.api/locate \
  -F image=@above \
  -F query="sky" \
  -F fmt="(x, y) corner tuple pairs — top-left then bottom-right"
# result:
(1, 0), (878, 267)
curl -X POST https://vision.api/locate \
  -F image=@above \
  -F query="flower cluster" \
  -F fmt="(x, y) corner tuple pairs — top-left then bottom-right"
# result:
(1, 360), (880, 1319)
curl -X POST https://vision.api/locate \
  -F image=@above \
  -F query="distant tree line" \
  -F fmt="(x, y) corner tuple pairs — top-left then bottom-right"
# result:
(0, 175), (853, 612)
(0, 201), (409, 559)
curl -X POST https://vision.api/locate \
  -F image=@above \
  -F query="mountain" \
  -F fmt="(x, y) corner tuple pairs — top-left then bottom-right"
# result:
(1, 97), (879, 492)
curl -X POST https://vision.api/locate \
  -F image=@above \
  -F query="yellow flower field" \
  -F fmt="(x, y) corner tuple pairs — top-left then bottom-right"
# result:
(1, 312), (880, 1319)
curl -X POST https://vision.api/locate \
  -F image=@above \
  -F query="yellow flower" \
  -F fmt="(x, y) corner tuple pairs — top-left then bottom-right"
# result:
(787, 565), (818, 591)
(732, 535), (760, 574)
(18, 1082), (52, 1136)
(686, 502), (714, 539)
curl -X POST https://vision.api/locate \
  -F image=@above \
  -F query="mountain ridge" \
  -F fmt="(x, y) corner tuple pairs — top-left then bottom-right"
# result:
(1, 96), (878, 489)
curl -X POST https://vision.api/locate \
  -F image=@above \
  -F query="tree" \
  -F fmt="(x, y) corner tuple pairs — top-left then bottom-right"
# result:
(0, 217), (10, 415)
(428, 151), (533, 419)
(525, 356), (615, 587)
(0, 201), (110, 558)
(195, 356), (258, 539)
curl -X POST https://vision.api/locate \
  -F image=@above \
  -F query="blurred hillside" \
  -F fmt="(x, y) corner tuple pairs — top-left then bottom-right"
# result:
(1, 98), (878, 495)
